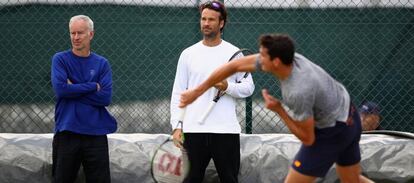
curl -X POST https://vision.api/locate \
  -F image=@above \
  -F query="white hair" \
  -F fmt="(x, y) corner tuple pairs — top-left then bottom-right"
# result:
(69, 15), (94, 31)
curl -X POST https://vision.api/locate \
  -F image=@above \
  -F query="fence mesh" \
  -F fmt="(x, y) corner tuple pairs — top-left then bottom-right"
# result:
(0, 0), (413, 133)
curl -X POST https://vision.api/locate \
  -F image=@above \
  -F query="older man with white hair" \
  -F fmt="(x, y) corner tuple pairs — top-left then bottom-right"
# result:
(51, 15), (117, 183)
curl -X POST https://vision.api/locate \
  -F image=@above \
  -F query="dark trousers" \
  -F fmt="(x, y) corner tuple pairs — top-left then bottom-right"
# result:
(293, 104), (362, 177)
(52, 131), (111, 183)
(183, 133), (240, 183)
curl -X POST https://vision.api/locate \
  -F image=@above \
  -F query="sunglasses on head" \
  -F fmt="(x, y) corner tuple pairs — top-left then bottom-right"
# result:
(202, 1), (222, 11)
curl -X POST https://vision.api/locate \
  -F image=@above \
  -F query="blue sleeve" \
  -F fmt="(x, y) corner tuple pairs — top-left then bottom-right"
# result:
(51, 53), (97, 98)
(77, 60), (113, 106)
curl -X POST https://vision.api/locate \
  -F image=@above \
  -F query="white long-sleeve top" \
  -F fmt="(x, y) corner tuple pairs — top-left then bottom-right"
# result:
(170, 40), (255, 134)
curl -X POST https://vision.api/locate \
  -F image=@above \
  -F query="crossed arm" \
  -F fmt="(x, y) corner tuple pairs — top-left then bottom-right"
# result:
(51, 56), (113, 107)
(179, 54), (258, 107)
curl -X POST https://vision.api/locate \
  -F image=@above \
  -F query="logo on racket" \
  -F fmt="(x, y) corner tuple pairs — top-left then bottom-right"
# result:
(151, 108), (189, 183)
(158, 151), (184, 176)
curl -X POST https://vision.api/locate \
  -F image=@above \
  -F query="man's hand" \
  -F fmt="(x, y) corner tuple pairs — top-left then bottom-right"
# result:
(96, 83), (101, 91)
(213, 80), (228, 91)
(262, 89), (283, 113)
(172, 129), (184, 149)
(179, 89), (203, 108)
(67, 79), (73, 84)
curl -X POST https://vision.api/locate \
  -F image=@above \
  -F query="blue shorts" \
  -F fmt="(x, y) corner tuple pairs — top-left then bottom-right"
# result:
(292, 104), (362, 177)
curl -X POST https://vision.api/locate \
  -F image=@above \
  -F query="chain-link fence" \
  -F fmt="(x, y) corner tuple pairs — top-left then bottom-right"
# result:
(0, 0), (413, 134)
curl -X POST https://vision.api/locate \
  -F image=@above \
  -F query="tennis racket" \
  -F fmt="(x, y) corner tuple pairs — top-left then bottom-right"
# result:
(198, 48), (253, 125)
(151, 108), (189, 183)
(362, 130), (414, 139)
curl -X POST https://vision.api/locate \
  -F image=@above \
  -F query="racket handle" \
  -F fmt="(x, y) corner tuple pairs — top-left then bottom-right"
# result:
(178, 107), (186, 123)
(198, 101), (216, 125)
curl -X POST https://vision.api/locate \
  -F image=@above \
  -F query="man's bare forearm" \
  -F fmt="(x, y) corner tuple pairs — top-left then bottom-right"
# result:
(275, 108), (315, 146)
(196, 54), (258, 92)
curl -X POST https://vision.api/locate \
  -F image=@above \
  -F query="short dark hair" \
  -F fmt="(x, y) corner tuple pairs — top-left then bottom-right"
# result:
(199, 1), (227, 32)
(259, 33), (295, 65)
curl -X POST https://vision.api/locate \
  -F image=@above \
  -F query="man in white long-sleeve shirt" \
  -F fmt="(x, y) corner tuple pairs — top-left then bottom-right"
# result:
(170, 1), (254, 183)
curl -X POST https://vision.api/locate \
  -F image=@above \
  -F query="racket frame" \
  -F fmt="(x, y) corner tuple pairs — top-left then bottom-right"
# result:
(198, 48), (253, 124)
(151, 108), (188, 183)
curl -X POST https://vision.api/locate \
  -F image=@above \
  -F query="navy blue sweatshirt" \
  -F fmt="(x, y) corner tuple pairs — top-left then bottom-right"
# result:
(51, 50), (117, 135)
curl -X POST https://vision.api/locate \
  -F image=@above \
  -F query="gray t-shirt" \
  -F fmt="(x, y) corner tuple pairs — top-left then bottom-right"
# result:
(279, 53), (350, 129)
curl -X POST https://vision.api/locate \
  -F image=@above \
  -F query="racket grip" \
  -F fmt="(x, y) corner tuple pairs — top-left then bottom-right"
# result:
(198, 101), (216, 125)
(178, 107), (186, 123)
